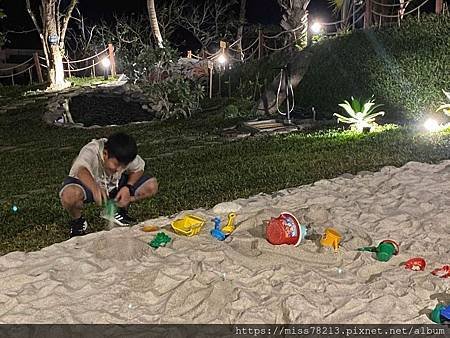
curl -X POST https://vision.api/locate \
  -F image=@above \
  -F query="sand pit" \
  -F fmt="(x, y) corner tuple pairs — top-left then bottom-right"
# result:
(0, 160), (449, 323)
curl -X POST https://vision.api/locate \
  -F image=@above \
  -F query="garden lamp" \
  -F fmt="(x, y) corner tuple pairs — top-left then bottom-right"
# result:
(311, 22), (322, 34)
(101, 57), (111, 80)
(424, 118), (440, 132)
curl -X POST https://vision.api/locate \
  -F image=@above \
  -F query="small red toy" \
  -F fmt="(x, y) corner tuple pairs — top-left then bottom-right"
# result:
(404, 257), (426, 271)
(431, 265), (450, 278)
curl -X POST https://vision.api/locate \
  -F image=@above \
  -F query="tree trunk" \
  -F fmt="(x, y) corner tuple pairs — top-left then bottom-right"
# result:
(44, 0), (66, 88)
(49, 43), (65, 86)
(236, 0), (247, 61)
(26, 0), (77, 90)
(147, 0), (164, 48)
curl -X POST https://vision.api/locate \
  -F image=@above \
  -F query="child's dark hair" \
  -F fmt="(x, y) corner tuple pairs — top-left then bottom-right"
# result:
(105, 133), (138, 165)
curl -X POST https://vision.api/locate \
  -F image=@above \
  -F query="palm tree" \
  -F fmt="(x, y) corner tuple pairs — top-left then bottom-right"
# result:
(147, 0), (164, 48)
(327, 0), (353, 29)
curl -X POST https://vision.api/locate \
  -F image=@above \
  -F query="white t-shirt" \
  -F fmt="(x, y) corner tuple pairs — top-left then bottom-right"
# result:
(69, 138), (145, 192)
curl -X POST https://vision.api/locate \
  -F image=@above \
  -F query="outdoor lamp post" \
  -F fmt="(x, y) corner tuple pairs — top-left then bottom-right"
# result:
(217, 53), (227, 97)
(217, 53), (227, 67)
(101, 57), (111, 80)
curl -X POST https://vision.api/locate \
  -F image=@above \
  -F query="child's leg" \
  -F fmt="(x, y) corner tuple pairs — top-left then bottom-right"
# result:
(116, 174), (158, 205)
(132, 177), (158, 202)
(59, 177), (94, 219)
(60, 185), (84, 219)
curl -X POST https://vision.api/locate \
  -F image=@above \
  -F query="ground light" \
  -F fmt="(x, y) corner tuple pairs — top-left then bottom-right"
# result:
(101, 57), (111, 80)
(424, 118), (440, 132)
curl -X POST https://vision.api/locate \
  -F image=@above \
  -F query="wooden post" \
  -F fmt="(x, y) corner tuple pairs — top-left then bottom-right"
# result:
(67, 60), (71, 78)
(258, 28), (263, 60)
(108, 43), (116, 77)
(28, 67), (33, 84)
(33, 52), (43, 83)
(11, 72), (14, 86)
(436, 0), (443, 15)
(364, 0), (372, 29)
(92, 59), (96, 77)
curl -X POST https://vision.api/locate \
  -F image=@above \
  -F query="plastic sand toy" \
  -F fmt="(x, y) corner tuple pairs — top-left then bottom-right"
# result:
(211, 217), (227, 241)
(431, 265), (450, 278)
(357, 239), (400, 262)
(431, 304), (450, 324)
(141, 225), (160, 232)
(320, 227), (341, 252)
(171, 214), (205, 236)
(404, 257), (426, 271)
(266, 212), (307, 246)
(221, 212), (237, 234)
(149, 232), (171, 248)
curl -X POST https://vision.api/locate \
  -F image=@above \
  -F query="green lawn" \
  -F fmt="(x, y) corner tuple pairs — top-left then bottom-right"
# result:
(1, 85), (450, 255)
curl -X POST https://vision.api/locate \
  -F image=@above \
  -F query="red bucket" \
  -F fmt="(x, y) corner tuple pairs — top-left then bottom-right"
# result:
(266, 212), (305, 246)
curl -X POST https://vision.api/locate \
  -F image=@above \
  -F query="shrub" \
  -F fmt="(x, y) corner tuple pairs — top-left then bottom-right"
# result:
(119, 44), (205, 120)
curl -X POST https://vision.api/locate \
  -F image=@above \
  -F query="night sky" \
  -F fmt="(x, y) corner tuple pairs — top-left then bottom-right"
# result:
(1, 0), (332, 49)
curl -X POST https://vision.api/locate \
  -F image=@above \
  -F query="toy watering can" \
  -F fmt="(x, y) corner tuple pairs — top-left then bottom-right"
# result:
(320, 228), (341, 252)
(358, 239), (400, 262)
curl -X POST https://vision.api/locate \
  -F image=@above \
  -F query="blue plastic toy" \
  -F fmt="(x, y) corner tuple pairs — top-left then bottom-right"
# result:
(431, 304), (450, 324)
(211, 216), (227, 241)
(441, 305), (450, 321)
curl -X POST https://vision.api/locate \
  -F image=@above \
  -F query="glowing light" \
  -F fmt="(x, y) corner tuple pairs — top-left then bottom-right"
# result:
(11, 205), (18, 213)
(217, 54), (227, 64)
(424, 118), (440, 132)
(101, 57), (111, 68)
(311, 22), (322, 34)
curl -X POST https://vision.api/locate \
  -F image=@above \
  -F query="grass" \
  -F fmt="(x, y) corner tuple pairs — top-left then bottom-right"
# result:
(0, 84), (450, 255)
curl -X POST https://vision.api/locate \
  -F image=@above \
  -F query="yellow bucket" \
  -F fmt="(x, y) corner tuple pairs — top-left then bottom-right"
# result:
(320, 227), (341, 251)
(171, 214), (205, 236)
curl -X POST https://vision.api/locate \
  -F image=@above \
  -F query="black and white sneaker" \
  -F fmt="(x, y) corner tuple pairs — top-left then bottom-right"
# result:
(103, 208), (137, 227)
(69, 217), (88, 237)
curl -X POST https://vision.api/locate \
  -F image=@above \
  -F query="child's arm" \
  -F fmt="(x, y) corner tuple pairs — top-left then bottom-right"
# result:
(77, 166), (107, 205)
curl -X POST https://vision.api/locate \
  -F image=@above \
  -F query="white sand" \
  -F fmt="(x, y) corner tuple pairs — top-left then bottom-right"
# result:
(0, 160), (449, 324)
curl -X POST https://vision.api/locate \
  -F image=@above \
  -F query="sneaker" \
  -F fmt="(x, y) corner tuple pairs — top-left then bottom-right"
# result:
(102, 208), (137, 227)
(69, 217), (88, 237)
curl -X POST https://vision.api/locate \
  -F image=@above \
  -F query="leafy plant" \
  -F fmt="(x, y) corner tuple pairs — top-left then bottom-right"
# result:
(333, 97), (385, 132)
(142, 76), (205, 120)
(436, 89), (450, 116)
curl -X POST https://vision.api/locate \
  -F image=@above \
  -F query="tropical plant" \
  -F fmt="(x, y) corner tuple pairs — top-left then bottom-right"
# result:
(436, 90), (450, 116)
(333, 97), (385, 132)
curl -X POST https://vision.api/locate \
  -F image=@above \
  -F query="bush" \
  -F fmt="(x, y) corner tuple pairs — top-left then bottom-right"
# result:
(118, 44), (205, 120)
(294, 14), (450, 121)
(142, 76), (205, 120)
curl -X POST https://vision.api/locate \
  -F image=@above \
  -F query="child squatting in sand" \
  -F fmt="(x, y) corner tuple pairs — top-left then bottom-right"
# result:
(59, 132), (158, 237)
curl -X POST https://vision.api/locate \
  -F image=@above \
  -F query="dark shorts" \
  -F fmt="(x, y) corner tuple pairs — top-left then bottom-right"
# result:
(59, 173), (153, 203)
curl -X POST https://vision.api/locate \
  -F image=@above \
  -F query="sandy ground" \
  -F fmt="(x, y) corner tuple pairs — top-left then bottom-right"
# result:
(0, 160), (449, 324)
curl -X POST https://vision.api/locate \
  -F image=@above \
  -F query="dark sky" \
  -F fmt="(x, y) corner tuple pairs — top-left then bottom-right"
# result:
(1, 0), (332, 49)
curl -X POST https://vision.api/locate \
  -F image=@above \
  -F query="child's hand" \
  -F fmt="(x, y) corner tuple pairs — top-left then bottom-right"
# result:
(115, 186), (131, 208)
(93, 185), (108, 206)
